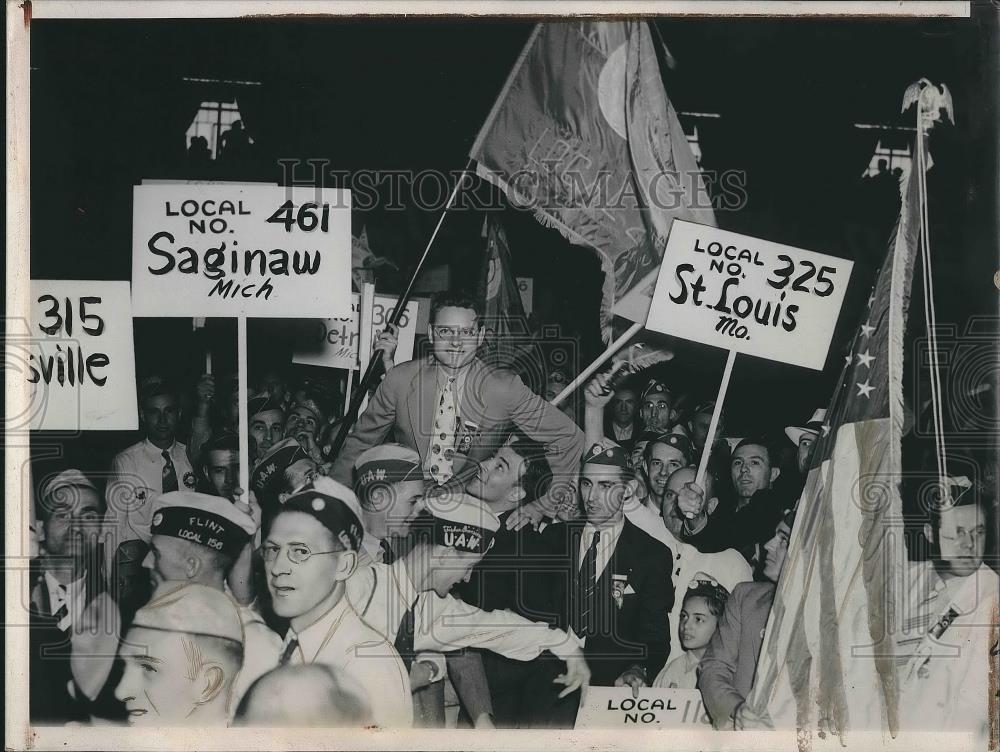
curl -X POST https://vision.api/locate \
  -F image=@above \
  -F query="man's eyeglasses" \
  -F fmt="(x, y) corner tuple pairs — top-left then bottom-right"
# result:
(262, 542), (342, 565)
(432, 325), (479, 339)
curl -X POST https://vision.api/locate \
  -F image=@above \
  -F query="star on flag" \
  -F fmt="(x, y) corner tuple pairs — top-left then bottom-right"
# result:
(856, 381), (875, 398)
(856, 350), (875, 369)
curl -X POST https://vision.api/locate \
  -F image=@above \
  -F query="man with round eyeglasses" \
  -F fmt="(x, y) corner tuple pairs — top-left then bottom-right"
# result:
(263, 476), (412, 728)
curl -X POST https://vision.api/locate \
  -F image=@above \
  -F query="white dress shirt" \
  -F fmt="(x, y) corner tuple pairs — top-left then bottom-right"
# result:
(347, 558), (578, 660)
(42, 571), (86, 632)
(898, 561), (998, 738)
(280, 594), (413, 728)
(103, 439), (194, 563)
(577, 517), (626, 583)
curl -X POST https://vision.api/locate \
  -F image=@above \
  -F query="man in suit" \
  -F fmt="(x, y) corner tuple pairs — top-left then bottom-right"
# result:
(681, 434), (798, 567)
(331, 290), (585, 515)
(542, 444), (674, 691)
(698, 509), (795, 729)
(30, 469), (121, 723)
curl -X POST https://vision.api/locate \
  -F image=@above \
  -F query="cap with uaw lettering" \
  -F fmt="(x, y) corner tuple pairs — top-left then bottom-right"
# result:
(151, 491), (256, 559)
(251, 437), (311, 503)
(131, 582), (244, 645)
(424, 495), (500, 554)
(278, 476), (364, 552)
(354, 444), (423, 491)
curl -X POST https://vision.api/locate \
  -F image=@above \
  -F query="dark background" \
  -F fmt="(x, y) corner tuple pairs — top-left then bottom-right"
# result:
(26, 10), (999, 472)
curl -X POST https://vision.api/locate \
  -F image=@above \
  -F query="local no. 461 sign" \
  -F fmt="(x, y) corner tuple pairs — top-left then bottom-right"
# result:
(131, 184), (352, 318)
(645, 220), (853, 370)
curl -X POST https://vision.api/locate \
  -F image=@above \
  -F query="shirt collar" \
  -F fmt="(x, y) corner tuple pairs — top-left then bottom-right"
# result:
(288, 594), (352, 662)
(584, 516), (625, 540)
(143, 438), (177, 457)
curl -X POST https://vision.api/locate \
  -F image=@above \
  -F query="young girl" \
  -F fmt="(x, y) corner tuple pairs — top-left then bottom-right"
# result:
(653, 575), (730, 689)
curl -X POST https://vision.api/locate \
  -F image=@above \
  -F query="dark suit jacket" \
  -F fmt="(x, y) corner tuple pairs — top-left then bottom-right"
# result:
(698, 581), (776, 729)
(683, 474), (801, 562)
(28, 558), (125, 724)
(456, 510), (559, 620)
(332, 357), (586, 494)
(539, 518), (674, 686)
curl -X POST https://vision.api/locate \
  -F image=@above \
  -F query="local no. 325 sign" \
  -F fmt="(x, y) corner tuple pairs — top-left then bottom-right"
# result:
(645, 220), (853, 370)
(131, 184), (352, 318)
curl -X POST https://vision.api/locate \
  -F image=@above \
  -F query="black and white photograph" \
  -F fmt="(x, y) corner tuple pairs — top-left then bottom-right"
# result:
(5, 2), (998, 750)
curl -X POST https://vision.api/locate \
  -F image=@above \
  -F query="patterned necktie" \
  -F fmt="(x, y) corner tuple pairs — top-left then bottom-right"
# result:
(278, 637), (299, 666)
(161, 450), (178, 493)
(573, 531), (601, 636)
(426, 376), (458, 485)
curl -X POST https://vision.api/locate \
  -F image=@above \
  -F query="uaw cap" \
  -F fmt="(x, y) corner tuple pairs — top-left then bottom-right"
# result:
(40, 469), (97, 504)
(151, 491), (255, 559)
(355, 444), (423, 490)
(582, 442), (630, 472)
(641, 379), (672, 401)
(131, 582), (244, 645)
(424, 495), (500, 554)
(650, 432), (693, 463)
(251, 437), (311, 502)
(785, 409), (827, 446)
(248, 392), (284, 418)
(279, 475), (364, 552)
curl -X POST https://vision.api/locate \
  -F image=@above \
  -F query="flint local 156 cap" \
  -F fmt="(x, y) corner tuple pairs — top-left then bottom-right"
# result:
(150, 491), (256, 559)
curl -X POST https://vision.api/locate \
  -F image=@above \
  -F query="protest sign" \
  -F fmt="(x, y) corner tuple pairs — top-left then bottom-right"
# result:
(27, 280), (137, 431)
(645, 220), (853, 371)
(131, 184), (352, 317)
(292, 294), (419, 370)
(574, 688), (713, 730)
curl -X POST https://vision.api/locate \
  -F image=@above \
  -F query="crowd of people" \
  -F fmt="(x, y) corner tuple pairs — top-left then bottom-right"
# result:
(29, 290), (997, 733)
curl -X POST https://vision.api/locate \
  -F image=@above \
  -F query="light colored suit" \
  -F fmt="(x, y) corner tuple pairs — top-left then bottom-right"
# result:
(697, 581), (776, 729)
(332, 356), (586, 494)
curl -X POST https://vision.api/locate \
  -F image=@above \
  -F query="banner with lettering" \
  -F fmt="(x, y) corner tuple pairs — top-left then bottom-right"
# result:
(574, 688), (713, 729)
(644, 220), (854, 370)
(292, 295), (419, 370)
(131, 184), (352, 317)
(27, 280), (137, 431)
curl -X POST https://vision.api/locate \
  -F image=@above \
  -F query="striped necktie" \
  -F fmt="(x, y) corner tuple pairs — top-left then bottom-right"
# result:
(278, 637), (299, 665)
(161, 450), (178, 493)
(573, 531), (601, 636)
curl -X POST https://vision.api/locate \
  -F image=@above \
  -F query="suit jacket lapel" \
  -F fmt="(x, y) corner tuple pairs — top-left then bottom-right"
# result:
(406, 358), (437, 456)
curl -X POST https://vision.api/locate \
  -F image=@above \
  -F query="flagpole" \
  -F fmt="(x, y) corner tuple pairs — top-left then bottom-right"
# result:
(693, 349), (736, 504)
(552, 321), (644, 406)
(326, 159), (474, 460)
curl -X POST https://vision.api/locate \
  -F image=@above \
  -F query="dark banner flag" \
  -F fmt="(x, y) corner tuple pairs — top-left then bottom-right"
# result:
(470, 21), (716, 340)
(476, 215), (545, 393)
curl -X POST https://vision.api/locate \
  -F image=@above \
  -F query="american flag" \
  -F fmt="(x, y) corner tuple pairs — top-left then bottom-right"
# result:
(746, 133), (926, 744)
